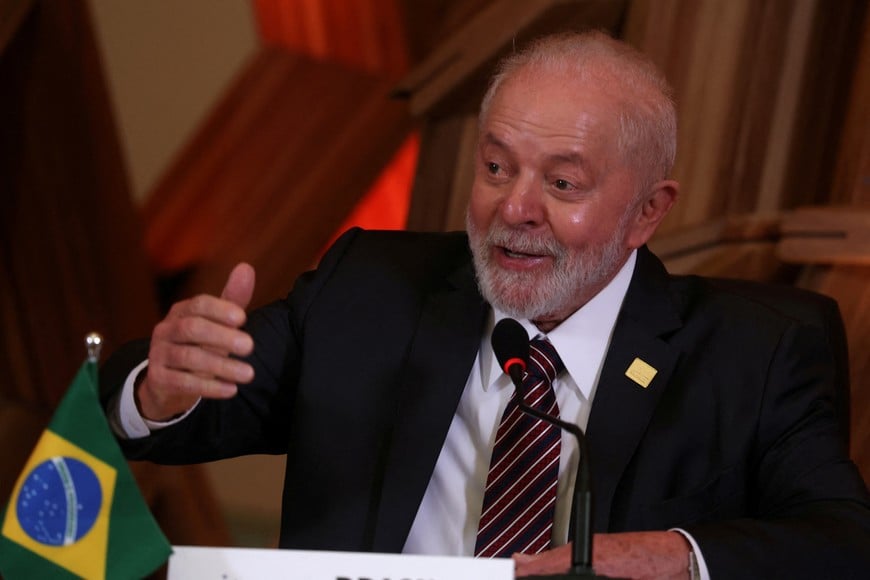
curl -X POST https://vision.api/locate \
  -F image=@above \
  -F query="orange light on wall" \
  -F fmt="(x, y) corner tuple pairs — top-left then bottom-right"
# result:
(254, 0), (409, 78)
(252, 0), (417, 242)
(325, 132), (419, 250)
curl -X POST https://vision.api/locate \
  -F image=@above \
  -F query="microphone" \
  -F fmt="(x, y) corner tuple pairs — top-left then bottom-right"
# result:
(491, 318), (610, 579)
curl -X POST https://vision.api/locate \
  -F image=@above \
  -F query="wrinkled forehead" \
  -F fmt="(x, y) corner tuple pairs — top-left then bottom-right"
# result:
(484, 62), (628, 119)
(481, 66), (624, 146)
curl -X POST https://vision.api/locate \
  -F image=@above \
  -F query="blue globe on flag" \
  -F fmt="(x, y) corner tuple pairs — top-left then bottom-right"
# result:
(15, 457), (102, 546)
(0, 360), (171, 579)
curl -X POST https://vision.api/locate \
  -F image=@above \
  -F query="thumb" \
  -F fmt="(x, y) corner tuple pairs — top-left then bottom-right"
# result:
(220, 262), (256, 310)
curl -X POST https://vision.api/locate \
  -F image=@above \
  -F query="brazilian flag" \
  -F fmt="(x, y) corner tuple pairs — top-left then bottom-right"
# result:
(0, 357), (171, 579)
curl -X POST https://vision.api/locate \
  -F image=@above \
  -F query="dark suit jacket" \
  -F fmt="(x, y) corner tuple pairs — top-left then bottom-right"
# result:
(102, 228), (870, 578)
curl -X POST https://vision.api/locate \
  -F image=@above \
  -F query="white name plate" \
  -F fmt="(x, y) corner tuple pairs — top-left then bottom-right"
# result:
(168, 545), (514, 580)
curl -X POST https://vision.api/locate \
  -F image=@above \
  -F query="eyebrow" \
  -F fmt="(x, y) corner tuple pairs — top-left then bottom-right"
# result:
(548, 152), (586, 167)
(480, 132), (591, 171)
(480, 132), (510, 152)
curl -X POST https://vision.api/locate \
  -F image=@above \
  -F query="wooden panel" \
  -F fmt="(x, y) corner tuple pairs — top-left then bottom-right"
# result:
(444, 116), (482, 230)
(778, 206), (870, 265)
(142, 48), (413, 307)
(399, 0), (493, 65)
(627, 0), (750, 229)
(669, 244), (789, 282)
(407, 113), (480, 232)
(649, 214), (794, 281)
(830, 9), (870, 205)
(394, 0), (627, 117)
(625, 0), (866, 235)
(753, 0), (815, 212)
(0, 0), (33, 55)
(780, 0), (867, 208)
(649, 215), (780, 261)
(255, 0), (410, 78)
(406, 115), (470, 231)
(0, 0), (231, 549)
(0, 0), (158, 407)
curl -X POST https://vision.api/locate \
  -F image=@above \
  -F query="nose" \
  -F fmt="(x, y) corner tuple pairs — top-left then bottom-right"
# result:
(499, 174), (544, 228)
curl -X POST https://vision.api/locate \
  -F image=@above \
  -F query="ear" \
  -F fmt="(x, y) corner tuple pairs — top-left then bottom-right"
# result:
(625, 179), (679, 248)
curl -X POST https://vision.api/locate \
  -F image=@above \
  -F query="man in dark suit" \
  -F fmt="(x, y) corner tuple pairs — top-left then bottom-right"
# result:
(102, 31), (869, 578)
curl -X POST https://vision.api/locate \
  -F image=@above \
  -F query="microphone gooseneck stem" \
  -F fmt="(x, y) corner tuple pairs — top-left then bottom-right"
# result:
(507, 364), (594, 575)
(515, 400), (593, 574)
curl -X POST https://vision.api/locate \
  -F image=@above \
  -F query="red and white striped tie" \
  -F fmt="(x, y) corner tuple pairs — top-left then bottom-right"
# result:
(475, 338), (564, 557)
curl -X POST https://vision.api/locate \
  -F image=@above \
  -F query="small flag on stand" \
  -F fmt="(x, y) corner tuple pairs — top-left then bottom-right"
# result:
(0, 333), (171, 579)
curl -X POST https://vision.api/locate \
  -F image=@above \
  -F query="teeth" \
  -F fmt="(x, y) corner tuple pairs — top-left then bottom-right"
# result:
(505, 248), (539, 258)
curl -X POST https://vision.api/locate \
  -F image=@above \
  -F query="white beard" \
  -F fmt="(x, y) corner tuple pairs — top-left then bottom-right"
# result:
(467, 212), (629, 321)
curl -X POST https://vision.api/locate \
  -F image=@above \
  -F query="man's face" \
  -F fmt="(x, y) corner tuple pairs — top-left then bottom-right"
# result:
(467, 68), (648, 326)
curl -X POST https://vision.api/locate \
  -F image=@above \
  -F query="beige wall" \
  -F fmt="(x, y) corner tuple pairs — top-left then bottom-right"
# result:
(87, 0), (258, 202)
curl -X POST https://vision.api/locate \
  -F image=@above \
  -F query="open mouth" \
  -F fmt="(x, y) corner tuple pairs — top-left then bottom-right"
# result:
(501, 246), (548, 259)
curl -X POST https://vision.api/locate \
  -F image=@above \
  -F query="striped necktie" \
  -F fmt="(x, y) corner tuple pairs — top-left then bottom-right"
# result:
(475, 338), (565, 557)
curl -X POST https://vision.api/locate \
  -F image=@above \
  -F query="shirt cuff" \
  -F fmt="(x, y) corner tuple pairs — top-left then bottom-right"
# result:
(110, 360), (200, 439)
(670, 528), (710, 580)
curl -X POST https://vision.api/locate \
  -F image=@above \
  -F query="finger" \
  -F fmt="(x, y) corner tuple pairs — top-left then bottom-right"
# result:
(220, 262), (256, 310)
(513, 554), (536, 578)
(512, 544), (571, 576)
(158, 344), (255, 384)
(154, 316), (254, 357)
(170, 294), (248, 328)
(146, 365), (240, 400)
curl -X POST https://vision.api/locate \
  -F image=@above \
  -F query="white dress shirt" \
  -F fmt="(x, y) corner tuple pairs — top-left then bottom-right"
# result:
(402, 251), (636, 554)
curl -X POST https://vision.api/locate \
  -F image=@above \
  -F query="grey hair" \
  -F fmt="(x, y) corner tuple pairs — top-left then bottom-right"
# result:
(479, 31), (677, 188)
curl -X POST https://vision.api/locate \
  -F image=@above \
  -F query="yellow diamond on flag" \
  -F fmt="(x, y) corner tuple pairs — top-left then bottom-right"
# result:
(2, 429), (116, 580)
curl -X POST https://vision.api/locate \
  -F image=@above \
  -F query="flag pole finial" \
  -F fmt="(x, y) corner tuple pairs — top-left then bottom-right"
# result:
(86, 332), (103, 362)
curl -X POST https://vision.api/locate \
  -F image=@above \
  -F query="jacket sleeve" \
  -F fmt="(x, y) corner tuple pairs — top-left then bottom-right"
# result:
(99, 227), (365, 463)
(685, 319), (870, 579)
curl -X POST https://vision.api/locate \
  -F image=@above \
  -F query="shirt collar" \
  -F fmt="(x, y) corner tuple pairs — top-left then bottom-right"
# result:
(481, 249), (637, 399)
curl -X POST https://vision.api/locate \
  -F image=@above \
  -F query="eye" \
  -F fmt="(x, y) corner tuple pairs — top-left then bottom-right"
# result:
(554, 179), (574, 191)
(487, 162), (501, 175)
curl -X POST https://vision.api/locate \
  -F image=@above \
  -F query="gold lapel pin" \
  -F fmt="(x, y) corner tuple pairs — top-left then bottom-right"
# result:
(625, 357), (657, 388)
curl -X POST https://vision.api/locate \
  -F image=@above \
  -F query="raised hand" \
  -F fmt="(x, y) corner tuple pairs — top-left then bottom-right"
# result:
(136, 263), (257, 420)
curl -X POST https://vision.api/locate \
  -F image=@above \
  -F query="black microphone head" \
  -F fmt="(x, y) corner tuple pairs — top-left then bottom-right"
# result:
(491, 318), (529, 375)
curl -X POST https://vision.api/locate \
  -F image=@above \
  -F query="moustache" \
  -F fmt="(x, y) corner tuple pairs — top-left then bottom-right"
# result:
(484, 224), (566, 259)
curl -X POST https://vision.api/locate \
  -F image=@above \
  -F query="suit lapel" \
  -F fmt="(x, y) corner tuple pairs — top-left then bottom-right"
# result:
(586, 247), (683, 532)
(372, 259), (489, 552)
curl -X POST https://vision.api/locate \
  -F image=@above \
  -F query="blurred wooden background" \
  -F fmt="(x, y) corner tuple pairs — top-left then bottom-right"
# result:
(1, 0), (867, 552)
